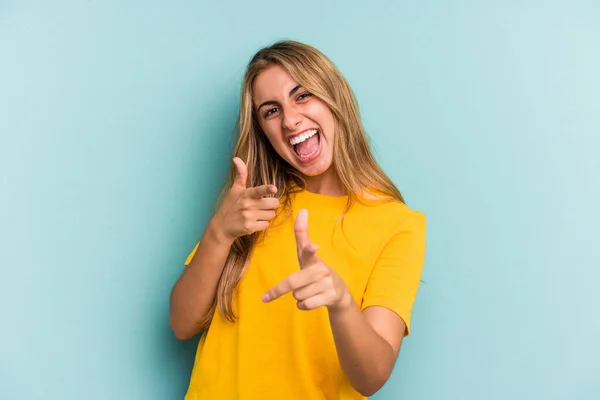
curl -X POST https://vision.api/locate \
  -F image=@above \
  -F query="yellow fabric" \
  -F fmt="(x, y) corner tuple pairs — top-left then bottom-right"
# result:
(182, 188), (426, 400)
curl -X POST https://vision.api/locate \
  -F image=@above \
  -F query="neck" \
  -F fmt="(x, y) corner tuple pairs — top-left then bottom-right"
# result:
(305, 168), (346, 196)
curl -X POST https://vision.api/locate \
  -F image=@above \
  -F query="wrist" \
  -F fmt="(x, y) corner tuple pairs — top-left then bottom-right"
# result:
(327, 288), (354, 316)
(207, 217), (235, 247)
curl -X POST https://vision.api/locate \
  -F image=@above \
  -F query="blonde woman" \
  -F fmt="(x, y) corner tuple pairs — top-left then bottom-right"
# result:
(170, 40), (427, 399)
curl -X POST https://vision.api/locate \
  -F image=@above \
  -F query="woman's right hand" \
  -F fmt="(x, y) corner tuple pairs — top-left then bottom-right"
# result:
(212, 157), (280, 243)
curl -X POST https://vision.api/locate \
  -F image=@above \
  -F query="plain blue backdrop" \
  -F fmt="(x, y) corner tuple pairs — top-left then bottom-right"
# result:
(1, 1), (599, 399)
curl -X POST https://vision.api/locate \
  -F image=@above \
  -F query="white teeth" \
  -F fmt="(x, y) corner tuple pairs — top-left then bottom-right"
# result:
(289, 129), (318, 146)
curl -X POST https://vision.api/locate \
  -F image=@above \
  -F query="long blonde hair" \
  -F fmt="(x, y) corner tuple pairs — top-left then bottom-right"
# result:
(200, 40), (404, 329)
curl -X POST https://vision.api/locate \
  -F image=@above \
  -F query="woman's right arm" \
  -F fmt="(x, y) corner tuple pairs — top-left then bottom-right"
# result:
(169, 216), (234, 340)
(169, 157), (278, 340)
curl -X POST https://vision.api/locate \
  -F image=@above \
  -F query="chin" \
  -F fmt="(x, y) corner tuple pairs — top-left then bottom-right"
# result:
(291, 157), (333, 177)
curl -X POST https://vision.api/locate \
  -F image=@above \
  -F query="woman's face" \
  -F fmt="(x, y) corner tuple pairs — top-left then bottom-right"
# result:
(252, 64), (335, 179)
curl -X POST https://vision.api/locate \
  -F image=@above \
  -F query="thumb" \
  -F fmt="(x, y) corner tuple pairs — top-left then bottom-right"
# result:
(232, 157), (248, 189)
(300, 243), (319, 269)
(294, 209), (310, 249)
(294, 209), (317, 268)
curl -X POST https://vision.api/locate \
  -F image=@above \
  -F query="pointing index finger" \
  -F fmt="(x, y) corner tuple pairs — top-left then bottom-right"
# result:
(244, 184), (277, 199)
(262, 279), (293, 303)
(262, 269), (315, 303)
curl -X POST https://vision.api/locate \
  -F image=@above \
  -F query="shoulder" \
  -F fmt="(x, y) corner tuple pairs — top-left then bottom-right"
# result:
(357, 189), (423, 219)
(352, 193), (425, 237)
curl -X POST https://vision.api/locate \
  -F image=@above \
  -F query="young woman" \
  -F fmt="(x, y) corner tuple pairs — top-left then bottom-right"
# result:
(170, 40), (427, 400)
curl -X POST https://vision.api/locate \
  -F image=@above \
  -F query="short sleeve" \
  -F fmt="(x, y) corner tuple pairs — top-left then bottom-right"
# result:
(360, 211), (426, 337)
(184, 242), (200, 267)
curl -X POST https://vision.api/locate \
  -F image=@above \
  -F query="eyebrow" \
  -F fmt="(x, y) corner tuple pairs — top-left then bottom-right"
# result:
(257, 84), (303, 113)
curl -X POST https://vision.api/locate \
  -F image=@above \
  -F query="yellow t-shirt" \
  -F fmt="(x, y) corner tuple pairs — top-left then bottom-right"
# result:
(182, 188), (426, 400)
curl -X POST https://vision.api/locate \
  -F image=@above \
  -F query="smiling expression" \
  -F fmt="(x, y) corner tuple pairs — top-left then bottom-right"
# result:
(252, 64), (336, 178)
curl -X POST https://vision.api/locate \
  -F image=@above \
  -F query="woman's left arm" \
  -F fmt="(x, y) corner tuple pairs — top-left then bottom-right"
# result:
(263, 252), (405, 397)
(328, 297), (405, 397)
(262, 209), (407, 397)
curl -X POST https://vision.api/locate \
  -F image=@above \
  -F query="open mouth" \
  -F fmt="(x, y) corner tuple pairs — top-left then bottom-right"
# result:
(289, 129), (321, 162)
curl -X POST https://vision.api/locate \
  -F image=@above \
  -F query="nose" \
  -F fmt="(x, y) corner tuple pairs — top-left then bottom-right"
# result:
(282, 104), (302, 131)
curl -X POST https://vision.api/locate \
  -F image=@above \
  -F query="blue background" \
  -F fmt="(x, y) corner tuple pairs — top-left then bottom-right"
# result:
(1, 1), (599, 399)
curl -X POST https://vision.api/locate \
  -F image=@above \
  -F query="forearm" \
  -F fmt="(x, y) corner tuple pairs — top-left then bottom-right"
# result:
(170, 218), (233, 340)
(328, 298), (396, 397)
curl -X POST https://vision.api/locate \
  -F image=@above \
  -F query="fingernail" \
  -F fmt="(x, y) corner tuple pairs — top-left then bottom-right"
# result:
(261, 293), (270, 302)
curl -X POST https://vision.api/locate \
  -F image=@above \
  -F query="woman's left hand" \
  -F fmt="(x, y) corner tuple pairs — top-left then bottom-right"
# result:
(262, 209), (352, 312)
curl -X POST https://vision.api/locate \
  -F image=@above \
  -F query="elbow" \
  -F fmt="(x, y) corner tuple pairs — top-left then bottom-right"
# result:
(171, 326), (194, 341)
(170, 315), (201, 341)
(170, 320), (191, 341)
(169, 298), (208, 341)
(354, 370), (391, 397)
(357, 384), (383, 398)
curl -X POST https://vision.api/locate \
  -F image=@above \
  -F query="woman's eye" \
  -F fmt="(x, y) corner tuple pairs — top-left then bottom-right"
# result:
(298, 92), (312, 101)
(264, 107), (278, 117)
